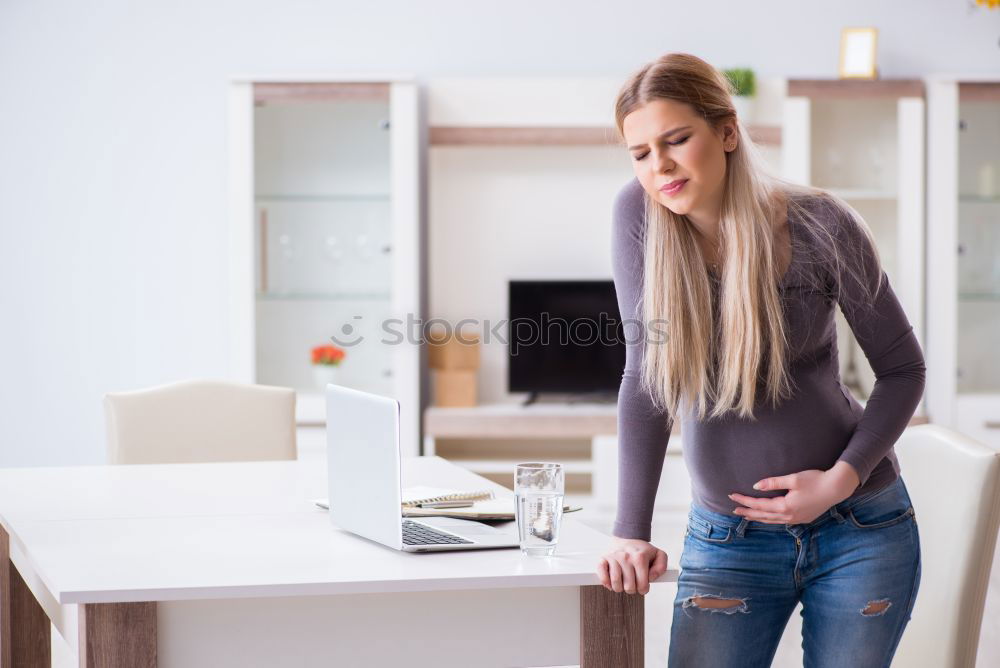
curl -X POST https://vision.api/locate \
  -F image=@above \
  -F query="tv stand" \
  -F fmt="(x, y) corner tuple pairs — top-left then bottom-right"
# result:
(421, 400), (685, 508)
(521, 391), (618, 406)
(422, 401), (622, 473)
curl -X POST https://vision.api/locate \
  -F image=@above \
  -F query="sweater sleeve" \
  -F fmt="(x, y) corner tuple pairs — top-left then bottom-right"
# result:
(610, 178), (674, 541)
(826, 201), (927, 488)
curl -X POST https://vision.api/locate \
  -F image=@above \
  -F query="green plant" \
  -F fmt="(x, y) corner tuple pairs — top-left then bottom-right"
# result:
(723, 68), (756, 97)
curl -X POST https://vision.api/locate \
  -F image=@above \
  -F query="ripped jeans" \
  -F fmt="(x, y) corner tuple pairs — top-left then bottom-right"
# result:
(668, 475), (921, 668)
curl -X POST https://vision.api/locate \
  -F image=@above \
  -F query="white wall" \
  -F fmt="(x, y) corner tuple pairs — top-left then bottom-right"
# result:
(1, 0), (997, 466)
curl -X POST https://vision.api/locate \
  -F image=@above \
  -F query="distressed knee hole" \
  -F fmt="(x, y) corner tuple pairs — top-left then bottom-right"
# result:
(682, 593), (750, 615)
(861, 599), (892, 616)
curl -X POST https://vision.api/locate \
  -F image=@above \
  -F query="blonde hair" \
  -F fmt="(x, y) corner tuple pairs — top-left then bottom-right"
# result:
(613, 52), (884, 422)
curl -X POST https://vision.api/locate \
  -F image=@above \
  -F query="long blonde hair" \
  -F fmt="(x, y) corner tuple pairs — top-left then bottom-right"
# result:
(613, 52), (885, 422)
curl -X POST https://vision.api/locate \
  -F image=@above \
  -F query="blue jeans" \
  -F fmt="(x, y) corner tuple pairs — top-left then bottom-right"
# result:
(668, 476), (921, 668)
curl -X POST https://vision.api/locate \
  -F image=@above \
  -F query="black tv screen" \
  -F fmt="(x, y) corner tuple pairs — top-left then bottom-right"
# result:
(508, 280), (626, 394)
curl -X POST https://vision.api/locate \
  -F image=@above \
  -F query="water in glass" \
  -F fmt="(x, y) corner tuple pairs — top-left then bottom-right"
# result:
(516, 490), (564, 556)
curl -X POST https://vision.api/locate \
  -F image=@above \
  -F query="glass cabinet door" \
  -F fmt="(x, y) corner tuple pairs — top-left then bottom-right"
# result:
(956, 84), (1000, 393)
(255, 197), (392, 298)
(808, 95), (906, 400)
(253, 91), (395, 396)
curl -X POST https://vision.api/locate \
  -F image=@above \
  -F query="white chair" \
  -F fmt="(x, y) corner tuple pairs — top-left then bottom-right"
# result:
(893, 424), (1000, 667)
(104, 379), (297, 464)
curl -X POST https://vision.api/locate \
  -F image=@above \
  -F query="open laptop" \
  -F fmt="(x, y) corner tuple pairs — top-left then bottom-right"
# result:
(325, 383), (520, 552)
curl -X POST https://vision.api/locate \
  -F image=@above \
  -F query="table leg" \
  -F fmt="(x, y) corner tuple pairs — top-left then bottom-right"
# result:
(0, 525), (51, 668)
(579, 584), (644, 668)
(78, 602), (156, 668)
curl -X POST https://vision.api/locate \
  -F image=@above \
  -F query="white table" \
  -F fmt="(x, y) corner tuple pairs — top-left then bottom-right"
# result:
(0, 456), (674, 667)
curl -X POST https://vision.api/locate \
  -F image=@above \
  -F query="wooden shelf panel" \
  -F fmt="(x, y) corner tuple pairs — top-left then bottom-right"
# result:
(959, 82), (1000, 101)
(253, 82), (390, 104)
(787, 79), (924, 99)
(429, 125), (781, 147)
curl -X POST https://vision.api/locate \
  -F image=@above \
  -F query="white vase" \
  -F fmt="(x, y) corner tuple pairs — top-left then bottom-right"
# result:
(313, 365), (341, 392)
(732, 95), (756, 124)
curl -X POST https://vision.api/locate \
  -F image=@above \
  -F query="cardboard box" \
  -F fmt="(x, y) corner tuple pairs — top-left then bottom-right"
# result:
(427, 329), (480, 370)
(433, 369), (477, 407)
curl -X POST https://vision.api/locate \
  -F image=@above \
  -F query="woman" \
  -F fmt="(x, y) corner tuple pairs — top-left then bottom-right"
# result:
(595, 53), (924, 667)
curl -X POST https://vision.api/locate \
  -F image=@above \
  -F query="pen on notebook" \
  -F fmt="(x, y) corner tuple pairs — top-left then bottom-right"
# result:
(419, 500), (475, 508)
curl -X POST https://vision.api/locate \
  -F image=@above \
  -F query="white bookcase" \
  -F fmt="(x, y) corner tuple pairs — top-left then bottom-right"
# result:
(926, 75), (1000, 449)
(782, 79), (926, 411)
(228, 76), (423, 457)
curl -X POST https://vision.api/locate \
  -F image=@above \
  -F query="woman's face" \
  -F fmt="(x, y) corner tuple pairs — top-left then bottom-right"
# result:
(622, 99), (736, 224)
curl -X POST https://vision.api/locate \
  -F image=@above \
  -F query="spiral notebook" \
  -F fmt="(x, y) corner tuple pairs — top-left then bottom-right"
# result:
(314, 485), (582, 520)
(400, 486), (496, 508)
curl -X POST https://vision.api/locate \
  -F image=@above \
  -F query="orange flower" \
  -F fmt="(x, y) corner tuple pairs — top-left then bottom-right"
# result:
(311, 343), (346, 366)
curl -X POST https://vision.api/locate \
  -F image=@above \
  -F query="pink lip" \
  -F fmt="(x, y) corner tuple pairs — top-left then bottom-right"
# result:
(660, 179), (688, 194)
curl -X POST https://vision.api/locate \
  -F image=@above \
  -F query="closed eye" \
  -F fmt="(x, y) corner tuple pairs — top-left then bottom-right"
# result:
(633, 136), (689, 160)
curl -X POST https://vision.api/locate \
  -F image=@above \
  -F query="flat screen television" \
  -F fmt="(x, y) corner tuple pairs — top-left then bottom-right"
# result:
(508, 279), (625, 395)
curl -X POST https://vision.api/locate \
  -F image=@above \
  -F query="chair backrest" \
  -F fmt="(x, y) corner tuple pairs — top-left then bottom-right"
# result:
(104, 379), (297, 464)
(893, 424), (1000, 668)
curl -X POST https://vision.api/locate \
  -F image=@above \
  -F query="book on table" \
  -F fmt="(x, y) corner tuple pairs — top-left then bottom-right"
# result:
(314, 485), (582, 520)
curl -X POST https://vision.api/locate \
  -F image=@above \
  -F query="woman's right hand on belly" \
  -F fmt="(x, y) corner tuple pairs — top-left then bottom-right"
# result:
(597, 537), (669, 595)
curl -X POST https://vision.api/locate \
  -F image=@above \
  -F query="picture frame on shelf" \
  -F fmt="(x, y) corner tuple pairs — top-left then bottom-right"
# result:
(839, 27), (878, 80)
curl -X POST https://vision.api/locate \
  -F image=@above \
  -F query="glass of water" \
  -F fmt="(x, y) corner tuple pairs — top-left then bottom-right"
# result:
(515, 462), (564, 557)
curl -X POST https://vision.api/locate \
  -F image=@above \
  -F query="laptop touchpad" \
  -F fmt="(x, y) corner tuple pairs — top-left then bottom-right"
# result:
(421, 518), (512, 535)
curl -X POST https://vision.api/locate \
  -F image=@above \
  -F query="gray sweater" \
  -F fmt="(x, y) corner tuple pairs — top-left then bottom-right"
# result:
(610, 178), (926, 541)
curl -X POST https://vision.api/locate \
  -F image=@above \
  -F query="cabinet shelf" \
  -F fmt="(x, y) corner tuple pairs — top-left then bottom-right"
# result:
(256, 291), (391, 301)
(959, 292), (1000, 302)
(822, 187), (898, 200)
(959, 195), (1000, 204)
(255, 194), (391, 202)
(428, 125), (782, 147)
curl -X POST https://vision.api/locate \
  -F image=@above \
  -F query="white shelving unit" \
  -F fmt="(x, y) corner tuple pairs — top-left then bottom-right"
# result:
(926, 75), (1000, 448)
(228, 76), (423, 457)
(782, 78), (927, 409)
(423, 77), (786, 493)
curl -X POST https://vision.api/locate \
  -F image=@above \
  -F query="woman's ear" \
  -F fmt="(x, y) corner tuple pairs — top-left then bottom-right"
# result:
(722, 122), (738, 152)
(714, 120), (738, 152)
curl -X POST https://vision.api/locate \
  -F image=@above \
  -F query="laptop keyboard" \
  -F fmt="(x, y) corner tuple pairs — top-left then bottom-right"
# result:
(402, 519), (474, 545)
